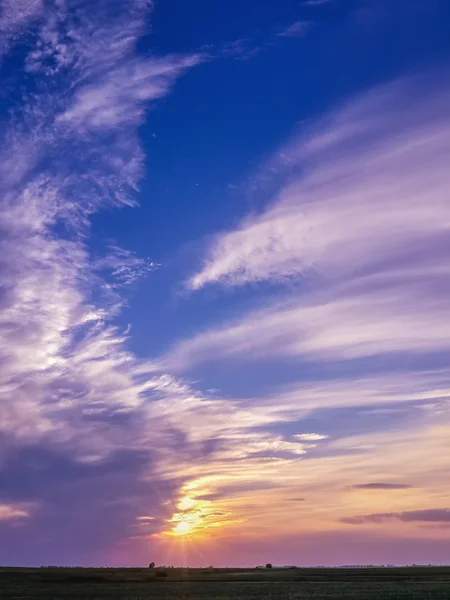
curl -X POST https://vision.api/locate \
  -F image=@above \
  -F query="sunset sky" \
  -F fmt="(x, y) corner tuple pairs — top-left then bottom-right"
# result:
(1, 0), (450, 568)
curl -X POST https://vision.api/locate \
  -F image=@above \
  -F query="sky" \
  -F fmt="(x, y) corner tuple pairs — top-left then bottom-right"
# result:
(0, 0), (450, 568)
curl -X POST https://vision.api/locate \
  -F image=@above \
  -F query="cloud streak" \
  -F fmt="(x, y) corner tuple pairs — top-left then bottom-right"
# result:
(0, 503), (30, 521)
(1, 1), (449, 567)
(0, 0), (42, 60)
(172, 78), (450, 370)
(0, 0), (201, 565)
(190, 79), (450, 291)
(145, 76), (450, 558)
(350, 483), (413, 490)
(343, 509), (450, 525)
(276, 21), (311, 38)
(302, 0), (332, 6)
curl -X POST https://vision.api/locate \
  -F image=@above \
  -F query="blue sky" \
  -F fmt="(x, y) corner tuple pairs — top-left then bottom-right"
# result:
(1, 0), (450, 567)
(98, 0), (450, 361)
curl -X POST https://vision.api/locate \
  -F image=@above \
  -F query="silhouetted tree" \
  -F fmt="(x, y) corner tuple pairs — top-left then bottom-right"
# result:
(149, 562), (155, 569)
(266, 563), (273, 569)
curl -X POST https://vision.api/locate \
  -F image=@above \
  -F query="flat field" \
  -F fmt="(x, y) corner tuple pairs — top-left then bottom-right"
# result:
(1, 567), (450, 599)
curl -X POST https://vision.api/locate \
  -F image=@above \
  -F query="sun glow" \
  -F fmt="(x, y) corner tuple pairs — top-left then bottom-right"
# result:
(164, 490), (232, 538)
(172, 518), (198, 536)
(169, 497), (204, 537)
(178, 496), (197, 511)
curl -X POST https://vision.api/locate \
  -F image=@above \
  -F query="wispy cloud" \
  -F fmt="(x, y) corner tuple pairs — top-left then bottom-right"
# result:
(93, 245), (159, 290)
(211, 17), (313, 62)
(176, 78), (450, 370)
(276, 21), (311, 38)
(0, 0), (201, 564)
(58, 54), (201, 131)
(0, 0), (42, 60)
(219, 38), (263, 61)
(143, 76), (450, 556)
(149, 408), (450, 551)
(302, 0), (333, 6)
(343, 509), (450, 525)
(0, 503), (31, 521)
(189, 79), (450, 291)
(350, 483), (413, 490)
(1, 0), (449, 567)
(167, 280), (450, 367)
(293, 433), (328, 441)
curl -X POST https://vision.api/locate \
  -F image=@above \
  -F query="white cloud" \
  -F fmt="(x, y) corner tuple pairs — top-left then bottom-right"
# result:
(0, 0), (201, 555)
(294, 433), (328, 441)
(58, 54), (202, 131)
(149, 78), (450, 539)
(276, 21), (311, 38)
(168, 276), (450, 367)
(93, 245), (159, 290)
(173, 79), (450, 369)
(189, 80), (450, 291)
(1, 0), (449, 561)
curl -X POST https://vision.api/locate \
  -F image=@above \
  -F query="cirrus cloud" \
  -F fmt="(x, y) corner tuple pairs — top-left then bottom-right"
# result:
(173, 78), (450, 371)
(350, 483), (413, 490)
(0, 0), (202, 565)
(343, 509), (450, 525)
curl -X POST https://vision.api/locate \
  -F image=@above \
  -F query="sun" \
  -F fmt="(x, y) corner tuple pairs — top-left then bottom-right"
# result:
(163, 488), (233, 538)
(167, 495), (206, 537)
(171, 502), (203, 537)
(173, 519), (195, 536)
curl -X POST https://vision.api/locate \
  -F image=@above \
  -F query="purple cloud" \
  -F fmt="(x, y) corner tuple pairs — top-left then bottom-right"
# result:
(343, 509), (450, 525)
(0, 0), (42, 61)
(1, 0), (449, 569)
(0, 0), (202, 565)
(350, 483), (413, 490)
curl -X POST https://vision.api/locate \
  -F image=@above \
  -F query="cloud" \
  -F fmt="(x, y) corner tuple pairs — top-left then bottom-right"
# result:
(276, 21), (311, 38)
(93, 245), (159, 290)
(170, 78), (450, 370)
(151, 65), (450, 553)
(0, 0), (202, 565)
(190, 79), (450, 291)
(58, 54), (202, 131)
(0, 0), (43, 60)
(293, 433), (328, 441)
(219, 38), (263, 61)
(343, 509), (450, 525)
(0, 503), (30, 521)
(164, 282), (450, 367)
(152, 418), (450, 552)
(302, 0), (332, 5)
(1, 0), (449, 567)
(350, 483), (412, 490)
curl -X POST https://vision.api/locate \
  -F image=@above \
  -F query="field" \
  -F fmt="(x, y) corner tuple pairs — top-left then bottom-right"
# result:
(1, 567), (450, 599)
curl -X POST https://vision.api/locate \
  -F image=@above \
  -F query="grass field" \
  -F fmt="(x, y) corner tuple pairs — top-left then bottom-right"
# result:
(1, 567), (450, 599)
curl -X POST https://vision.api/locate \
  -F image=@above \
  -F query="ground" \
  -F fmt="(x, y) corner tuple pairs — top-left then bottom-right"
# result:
(1, 567), (450, 599)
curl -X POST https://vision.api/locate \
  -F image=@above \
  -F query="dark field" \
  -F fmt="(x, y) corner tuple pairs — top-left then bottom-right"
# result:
(2, 567), (450, 599)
